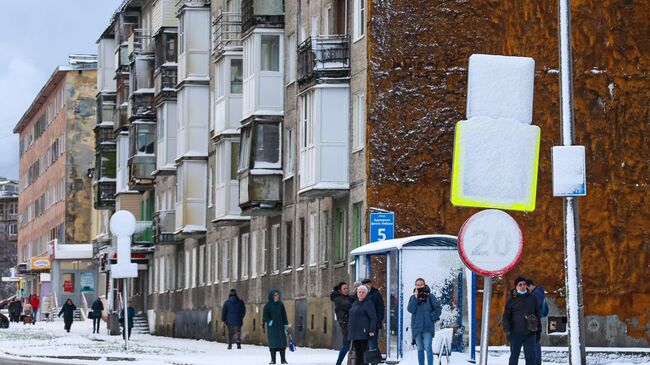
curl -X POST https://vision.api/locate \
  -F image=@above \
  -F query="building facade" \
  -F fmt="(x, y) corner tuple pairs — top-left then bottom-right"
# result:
(14, 56), (98, 311)
(0, 179), (19, 299)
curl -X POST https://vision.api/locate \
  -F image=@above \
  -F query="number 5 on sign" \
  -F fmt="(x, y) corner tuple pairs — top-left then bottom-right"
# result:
(458, 209), (523, 277)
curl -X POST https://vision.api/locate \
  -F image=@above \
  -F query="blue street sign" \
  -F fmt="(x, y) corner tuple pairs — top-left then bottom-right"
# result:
(369, 212), (395, 243)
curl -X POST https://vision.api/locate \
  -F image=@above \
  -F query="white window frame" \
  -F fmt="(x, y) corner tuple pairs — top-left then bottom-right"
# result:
(184, 248), (191, 289)
(261, 228), (267, 275)
(309, 213), (316, 266)
(251, 231), (258, 278)
(191, 247), (198, 288)
(148, 262), (154, 294)
(241, 233), (249, 280)
(271, 224), (280, 274)
(354, 0), (366, 42)
(158, 256), (166, 293)
(206, 243), (212, 285)
(222, 239), (230, 281)
(353, 92), (366, 151)
(232, 236), (239, 280)
(199, 245), (205, 286)
(214, 240), (220, 283)
(287, 33), (296, 84)
(285, 128), (294, 178)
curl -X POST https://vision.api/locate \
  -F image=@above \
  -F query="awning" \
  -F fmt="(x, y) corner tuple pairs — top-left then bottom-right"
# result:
(349, 234), (458, 256)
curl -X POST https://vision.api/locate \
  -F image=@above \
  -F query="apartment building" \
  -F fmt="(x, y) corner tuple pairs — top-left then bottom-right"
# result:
(14, 55), (98, 308)
(0, 178), (19, 299)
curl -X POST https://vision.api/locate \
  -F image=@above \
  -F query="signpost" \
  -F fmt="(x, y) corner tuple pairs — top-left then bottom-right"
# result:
(458, 209), (523, 365)
(369, 212), (395, 243)
(109, 210), (138, 350)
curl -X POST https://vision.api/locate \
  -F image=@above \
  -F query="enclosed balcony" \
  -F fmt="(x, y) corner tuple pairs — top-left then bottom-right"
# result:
(132, 221), (153, 246)
(213, 138), (249, 225)
(154, 65), (177, 101)
(96, 92), (116, 127)
(128, 54), (155, 119)
(241, 0), (284, 35)
(238, 117), (282, 215)
(297, 35), (350, 91)
(153, 210), (183, 245)
(154, 30), (178, 102)
(128, 28), (151, 57)
(213, 11), (242, 56)
(94, 180), (116, 210)
(128, 121), (156, 190)
(95, 126), (115, 150)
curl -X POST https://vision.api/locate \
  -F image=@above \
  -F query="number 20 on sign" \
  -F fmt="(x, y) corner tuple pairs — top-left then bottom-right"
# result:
(457, 209), (523, 277)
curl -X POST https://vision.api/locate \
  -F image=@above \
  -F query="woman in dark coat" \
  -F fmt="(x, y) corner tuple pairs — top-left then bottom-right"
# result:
(91, 296), (104, 334)
(8, 297), (22, 323)
(330, 282), (354, 365)
(263, 289), (289, 364)
(58, 298), (76, 332)
(348, 285), (377, 365)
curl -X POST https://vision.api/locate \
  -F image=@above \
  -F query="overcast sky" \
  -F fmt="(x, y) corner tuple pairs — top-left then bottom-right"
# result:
(0, 0), (123, 180)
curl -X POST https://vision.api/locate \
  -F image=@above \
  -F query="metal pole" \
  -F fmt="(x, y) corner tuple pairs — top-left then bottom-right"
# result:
(123, 279), (129, 350)
(558, 1), (587, 364)
(478, 276), (492, 365)
(469, 272), (477, 363)
(385, 253), (391, 360)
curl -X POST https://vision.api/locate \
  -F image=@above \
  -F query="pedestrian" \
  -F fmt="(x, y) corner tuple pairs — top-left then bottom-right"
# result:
(222, 288), (246, 349)
(361, 278), (384, 351)
(330, 281), (354, 365)
(502, 276), (541, 365)
(407, 278), (442, 365)
(8, 297), (21, 323)
(91, 296), (104, 334)
(29, 294), (40, 323)
(348, 285), (377, 365)
(527, 278), (548, 365)
(58, 298), (77, 332)
(263, 289), (289, 364)
(120, 302), (135, 340)
(351, 281), (362, 301)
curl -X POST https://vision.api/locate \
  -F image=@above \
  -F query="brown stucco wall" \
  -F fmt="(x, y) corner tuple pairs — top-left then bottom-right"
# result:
(367, 1), (649, 346)
(64, 70), (97, 244)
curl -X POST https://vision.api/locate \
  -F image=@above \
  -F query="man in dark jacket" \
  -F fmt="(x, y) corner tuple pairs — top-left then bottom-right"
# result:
(91, 296), (104, 334)
(8, 297), (21, 323)
(503, 276), (541, 365)
(120, 302), (135, 340)
(361, 278), (384, 351)
(527, 279), (547, 365)
(222, 289), (246, 349)
(330, 281), (354, 365)
(407, 278), (442, 365)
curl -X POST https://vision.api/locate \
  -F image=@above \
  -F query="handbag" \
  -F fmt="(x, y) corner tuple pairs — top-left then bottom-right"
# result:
(88, 312), (95, 319)
(363, 348), (382, 364)
(287, 332), (296, 352)
(347, 343), (357, 365)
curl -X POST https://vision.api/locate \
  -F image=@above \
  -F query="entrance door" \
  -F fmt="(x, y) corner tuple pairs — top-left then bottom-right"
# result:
(294, 298), (307, 346)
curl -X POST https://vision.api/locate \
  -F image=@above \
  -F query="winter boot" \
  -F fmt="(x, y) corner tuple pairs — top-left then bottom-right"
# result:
(237, 343), (241, 349)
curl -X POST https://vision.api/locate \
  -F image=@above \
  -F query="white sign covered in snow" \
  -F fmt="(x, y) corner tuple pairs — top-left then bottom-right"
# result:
(552, 145), (587, 196)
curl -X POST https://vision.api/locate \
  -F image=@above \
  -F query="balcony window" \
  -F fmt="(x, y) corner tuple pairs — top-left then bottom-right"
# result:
(334, 207), (346, 263)
(354, 0), (366, 41)
(261, 35), (280, 72)
(231, 59), (243, 94)
(131, 123), (156, 156)
(239, 120), (281, 171)
(96, 151), (116, 180)
(352, 202), (362, 250)
(155, 31), (178, 69)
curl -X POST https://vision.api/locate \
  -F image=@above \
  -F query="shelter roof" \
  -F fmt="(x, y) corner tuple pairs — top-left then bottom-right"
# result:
(350, 234), (457, 256)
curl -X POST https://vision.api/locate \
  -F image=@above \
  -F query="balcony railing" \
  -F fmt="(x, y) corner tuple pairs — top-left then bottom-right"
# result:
(154, 65), (177, 100)
(297, 35), (350, 89)
(213, 12), (242, 55)
(133, 221), (153, 245)
(94, 180), (116, 210)
(95, 126), (115, 148)
(128, 28), (152, 56)
(241, 0), (284, 35)
(129, 93), (155, 119)
(153, 210), (183, 245)
(128, 155), (156, 190)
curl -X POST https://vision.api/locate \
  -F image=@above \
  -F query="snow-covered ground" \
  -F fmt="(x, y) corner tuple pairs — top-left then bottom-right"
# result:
(0, 319), (647, 365)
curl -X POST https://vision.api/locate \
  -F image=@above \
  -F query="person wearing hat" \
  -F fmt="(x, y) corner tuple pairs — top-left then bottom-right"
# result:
(502, 276), (541, 365)
(222, 289), (246, 349)
(361, 278), (384, 351)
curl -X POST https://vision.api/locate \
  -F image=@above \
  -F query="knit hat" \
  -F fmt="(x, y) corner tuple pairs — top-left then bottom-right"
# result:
(229, 289), (237, 295)
(514, 276), (528, 288)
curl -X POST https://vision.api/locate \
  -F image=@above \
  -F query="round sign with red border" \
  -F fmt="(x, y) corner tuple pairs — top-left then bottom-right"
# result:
(458, 209), (523, 277)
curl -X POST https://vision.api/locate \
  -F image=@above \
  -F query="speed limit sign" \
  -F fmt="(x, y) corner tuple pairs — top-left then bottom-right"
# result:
(458, 209), (523, 276)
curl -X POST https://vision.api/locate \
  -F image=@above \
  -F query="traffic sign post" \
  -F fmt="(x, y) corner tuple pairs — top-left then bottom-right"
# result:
(458, 209), (523, 365)
(369, 212), (395, 243)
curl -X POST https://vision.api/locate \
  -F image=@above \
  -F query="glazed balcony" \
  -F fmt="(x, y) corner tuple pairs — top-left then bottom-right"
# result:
(128, 121), (156, 190)
(94, 180), (116, 210)
(127, 28), (152, 57)
(132, 221), (153, 246)
(213, 11), (242, 56)
(154, 65), (177, 101)
(241, 0), (284, 35)
(297, 35), (350, 91)
(94, 126), (115, 150)
(153, 210), (183, 245)
(96, 92), (116, 126)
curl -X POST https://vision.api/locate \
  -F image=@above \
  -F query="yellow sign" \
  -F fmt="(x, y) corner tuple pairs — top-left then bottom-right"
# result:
(31, 257), (51, 270)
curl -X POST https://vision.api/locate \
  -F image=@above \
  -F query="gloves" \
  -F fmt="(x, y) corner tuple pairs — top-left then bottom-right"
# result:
(284, 325), (289, 334)
(268, 320), (273, 327)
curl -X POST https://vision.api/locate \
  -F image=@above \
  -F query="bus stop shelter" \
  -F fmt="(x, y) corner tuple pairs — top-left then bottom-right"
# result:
(350, 235), (469, 363)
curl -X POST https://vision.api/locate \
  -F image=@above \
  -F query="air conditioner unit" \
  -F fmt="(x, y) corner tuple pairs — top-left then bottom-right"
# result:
(17, 262), (28, 273)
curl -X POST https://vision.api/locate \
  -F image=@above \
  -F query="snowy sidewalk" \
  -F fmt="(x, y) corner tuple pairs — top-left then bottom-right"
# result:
(0, 319), (647, 364)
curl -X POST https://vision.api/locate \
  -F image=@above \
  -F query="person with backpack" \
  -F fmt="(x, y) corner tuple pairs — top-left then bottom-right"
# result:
(502, 276), (541, 365)
(407, 278), (442, 365)
(527, 278), (547, 365)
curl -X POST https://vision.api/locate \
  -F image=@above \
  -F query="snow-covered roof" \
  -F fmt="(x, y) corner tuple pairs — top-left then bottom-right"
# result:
(350, 234), (458, 256)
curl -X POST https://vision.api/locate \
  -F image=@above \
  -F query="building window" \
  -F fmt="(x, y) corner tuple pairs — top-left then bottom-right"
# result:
(309, 213), (316, 265)
(261, 35), (280, 72)
(251, 231), (258, 278)
(287, 33), (296, 83)
(285, 221), (293, 269)
(271, 224), (280, 273)
(9, 223), (17, 236)
(260, 228), (267, 275)
(352, 202), (363, 249)
(222, 239), (230, 281)
(354, 0), (366, 41)
(231, 59), (243, 94)
(184, 248), (190, 289)
(191, 247), (198, 288)
(179, 16), (185, 55)
(334, 207), (346, 263)
(232, 236), (239, 280)
(241, 233), (249, 279)
(214, 239), (219, 283)
(321, 210), (329, 264)
(199, 245), (205, 286)
(239, 121), (281, 171)
(353, 93), (366, 150)
(158, 257), (165, 293)
(298, 218), (305, 267)
(286, 128), (294, 176)
(301, 93), (312, 148)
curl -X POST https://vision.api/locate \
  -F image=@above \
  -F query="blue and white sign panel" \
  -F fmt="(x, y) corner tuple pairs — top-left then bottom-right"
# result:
(369, 213), (395, 243)
(552, 146), (587, 197)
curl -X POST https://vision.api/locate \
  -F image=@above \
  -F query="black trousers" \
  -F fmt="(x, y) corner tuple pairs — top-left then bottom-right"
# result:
(227, 325), (241, 345)
(122, 326), (132, 339)
(93, 317), (101, 333)
(352, 340), (369, 365)
(270, 347), (286, 363)
(64, 321), (72, 332)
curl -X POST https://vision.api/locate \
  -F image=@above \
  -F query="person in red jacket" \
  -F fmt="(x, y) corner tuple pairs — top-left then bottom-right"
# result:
(29, 294), (40, 323)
